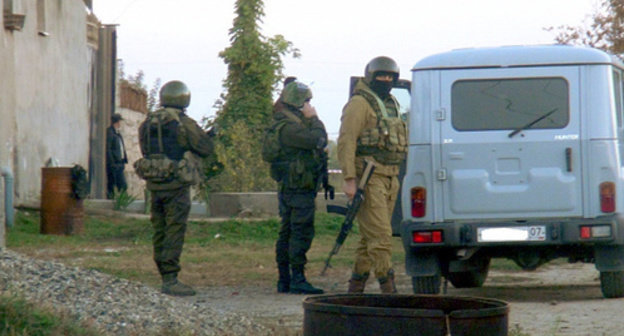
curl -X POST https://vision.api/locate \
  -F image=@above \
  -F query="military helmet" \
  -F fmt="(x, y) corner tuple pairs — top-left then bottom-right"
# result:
(280, 81), (312, 108)
(364, 56), (400, 83)
(159, 80), (191, 108)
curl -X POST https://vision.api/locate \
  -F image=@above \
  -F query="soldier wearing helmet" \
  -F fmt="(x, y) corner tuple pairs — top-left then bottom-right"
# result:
(271, 80), (327, 294)
(337, 56), (408, 294)
(136, 80), (214, 296)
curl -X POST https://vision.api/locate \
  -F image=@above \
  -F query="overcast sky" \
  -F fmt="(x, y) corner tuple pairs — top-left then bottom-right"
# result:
(93, 0), (600, 138)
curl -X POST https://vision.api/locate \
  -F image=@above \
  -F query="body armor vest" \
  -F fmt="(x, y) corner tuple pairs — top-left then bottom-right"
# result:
(282, 145), (323, 191)
(145, 108), (186, 161)
(354, 86), (407, 165)
(134, 108), (194, 185)
(276, 109), (324, 191)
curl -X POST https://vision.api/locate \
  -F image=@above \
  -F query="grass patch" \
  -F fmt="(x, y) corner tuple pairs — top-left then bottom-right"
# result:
(490, 258), (523, 271)
(6, 210), (401, 288)
(0, 293), (101, 336)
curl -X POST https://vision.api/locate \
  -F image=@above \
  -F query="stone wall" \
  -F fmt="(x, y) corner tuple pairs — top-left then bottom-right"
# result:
(116, 107), (147, 199)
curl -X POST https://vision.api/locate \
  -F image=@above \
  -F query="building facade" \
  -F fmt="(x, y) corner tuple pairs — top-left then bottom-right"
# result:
(0, 0), (111, 246)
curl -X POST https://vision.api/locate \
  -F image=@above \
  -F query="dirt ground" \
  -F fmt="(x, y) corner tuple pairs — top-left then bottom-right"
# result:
(180, 261), (623, 336)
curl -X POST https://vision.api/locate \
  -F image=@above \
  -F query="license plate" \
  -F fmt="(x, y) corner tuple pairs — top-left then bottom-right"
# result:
(477, 226), (546, 242)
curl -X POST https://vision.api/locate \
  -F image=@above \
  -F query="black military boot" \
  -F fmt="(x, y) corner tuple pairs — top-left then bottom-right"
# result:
(347, 272), (369, 293)
(378, 269), (398, 294)
(277, 263), (291, 293)
(161, 273), (196, 296)
(290, 265), (324, 295)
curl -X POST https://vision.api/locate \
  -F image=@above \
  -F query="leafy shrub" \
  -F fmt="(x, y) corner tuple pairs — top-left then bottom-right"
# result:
(202, 120), (276, 192)
(112, 189), (136, 211)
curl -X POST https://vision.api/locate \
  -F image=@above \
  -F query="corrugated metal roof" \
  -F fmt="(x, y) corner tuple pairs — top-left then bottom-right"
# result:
(412, 45), (624, 71)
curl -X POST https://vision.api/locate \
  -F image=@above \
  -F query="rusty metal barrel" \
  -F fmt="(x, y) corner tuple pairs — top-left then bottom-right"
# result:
(40, 167), (84, 235)
(303, 294), (508, 336)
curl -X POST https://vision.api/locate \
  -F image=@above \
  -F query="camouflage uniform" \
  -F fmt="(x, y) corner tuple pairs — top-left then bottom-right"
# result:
(272, 81), (327, 294)
(338, 57), (407, 293)
(137, 81), (214, 296)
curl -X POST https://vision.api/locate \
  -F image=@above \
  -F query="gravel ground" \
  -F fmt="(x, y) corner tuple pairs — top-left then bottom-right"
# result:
(0, 249), (270, 336)
(2, 246), (623, 336)
(185, 262), (624, 336)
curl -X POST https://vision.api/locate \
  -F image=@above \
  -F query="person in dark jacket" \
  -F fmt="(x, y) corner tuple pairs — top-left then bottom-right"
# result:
(273, 81), (328, 294)
(106, 113), (128, 199)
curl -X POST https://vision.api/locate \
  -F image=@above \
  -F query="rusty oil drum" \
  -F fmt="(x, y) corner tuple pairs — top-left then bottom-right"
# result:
(303, 294), (509, 336)
(40, 167), (84, 235)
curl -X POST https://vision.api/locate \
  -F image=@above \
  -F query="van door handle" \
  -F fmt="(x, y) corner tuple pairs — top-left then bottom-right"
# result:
(565, 147), (572, 172)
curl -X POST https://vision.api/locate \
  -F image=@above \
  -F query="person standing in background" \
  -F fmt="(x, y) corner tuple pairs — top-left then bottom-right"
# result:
(106, 113), (128, 199)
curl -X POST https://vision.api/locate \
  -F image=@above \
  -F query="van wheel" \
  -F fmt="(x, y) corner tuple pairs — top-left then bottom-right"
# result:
(600, 271), (624, 298)
(412, 275), (441, 294)
(448, 258), (490, 288)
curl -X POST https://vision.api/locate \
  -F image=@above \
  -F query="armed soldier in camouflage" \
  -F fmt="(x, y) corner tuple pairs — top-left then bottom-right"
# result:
(272, 81), (328, 294)
(135, 80), (214, 296)
(337, 56), (408, 294)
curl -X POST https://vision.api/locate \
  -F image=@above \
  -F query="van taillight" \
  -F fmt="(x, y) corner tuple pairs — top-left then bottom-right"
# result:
(411, 187), (426, 217)
(413, 230), (443, 244)
(600, 182), (616, 213)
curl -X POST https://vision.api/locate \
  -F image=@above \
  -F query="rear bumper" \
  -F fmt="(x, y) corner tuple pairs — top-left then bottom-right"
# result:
(401, 214), (624, 249)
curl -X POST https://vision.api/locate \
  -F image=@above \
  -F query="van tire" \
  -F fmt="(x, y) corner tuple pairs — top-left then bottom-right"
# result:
(447, 258), (490, 288)
(411, 275), (441, 294)
(600, 271), (624, 298)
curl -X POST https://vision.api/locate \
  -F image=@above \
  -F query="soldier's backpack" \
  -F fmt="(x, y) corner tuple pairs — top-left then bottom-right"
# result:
(134, 108), (200, 184)
(261, 109), (303, 181)
(261, 120), (288, 163)
(70, 164), (90, 199)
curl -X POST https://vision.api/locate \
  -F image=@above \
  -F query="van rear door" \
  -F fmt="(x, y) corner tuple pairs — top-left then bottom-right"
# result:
(439, 67), (582, 220)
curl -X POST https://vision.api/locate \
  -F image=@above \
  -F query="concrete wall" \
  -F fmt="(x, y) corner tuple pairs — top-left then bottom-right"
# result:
(12, 1), (91, 203)
(86, 192), (350, 218)
(1, 1), (18, 247)
(0, 1), (94, 246)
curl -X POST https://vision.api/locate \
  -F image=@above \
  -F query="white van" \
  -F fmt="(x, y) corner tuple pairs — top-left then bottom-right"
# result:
(401, 45), (624, 298)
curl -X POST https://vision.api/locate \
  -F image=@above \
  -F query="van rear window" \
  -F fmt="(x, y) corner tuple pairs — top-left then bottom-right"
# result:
(451, 78), (569, 131)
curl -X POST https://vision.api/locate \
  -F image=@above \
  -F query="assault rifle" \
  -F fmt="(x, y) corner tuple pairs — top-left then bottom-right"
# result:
(321, 160), (376, 276)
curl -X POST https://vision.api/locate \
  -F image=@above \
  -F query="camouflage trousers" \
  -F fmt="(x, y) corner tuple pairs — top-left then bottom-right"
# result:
(150, 186), (191, 277)
(275, 190), (316, 268)
(354, 174), (400, 279)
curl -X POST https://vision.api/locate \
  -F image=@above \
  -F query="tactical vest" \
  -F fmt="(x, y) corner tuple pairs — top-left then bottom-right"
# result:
(145, 108), (186, 161)
(354, 86), (407, 165)
(275, 109), (324, 191)
(134, 108), (197, 185)
(282, 147), (324, 191)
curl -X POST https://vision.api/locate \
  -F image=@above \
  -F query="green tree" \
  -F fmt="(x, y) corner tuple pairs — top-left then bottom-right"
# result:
(203, 120), (276, 192)
(216, 0), (299, 134)
(204, 0), (299, 192)
(147, 78), (162, 112)
(327, 139), (340, 170)
(548, 0), (624, 54)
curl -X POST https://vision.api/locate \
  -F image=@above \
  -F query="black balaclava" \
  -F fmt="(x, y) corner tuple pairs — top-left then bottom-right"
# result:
(369, 80), (393, 99)
(369, 72), (395, 99)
